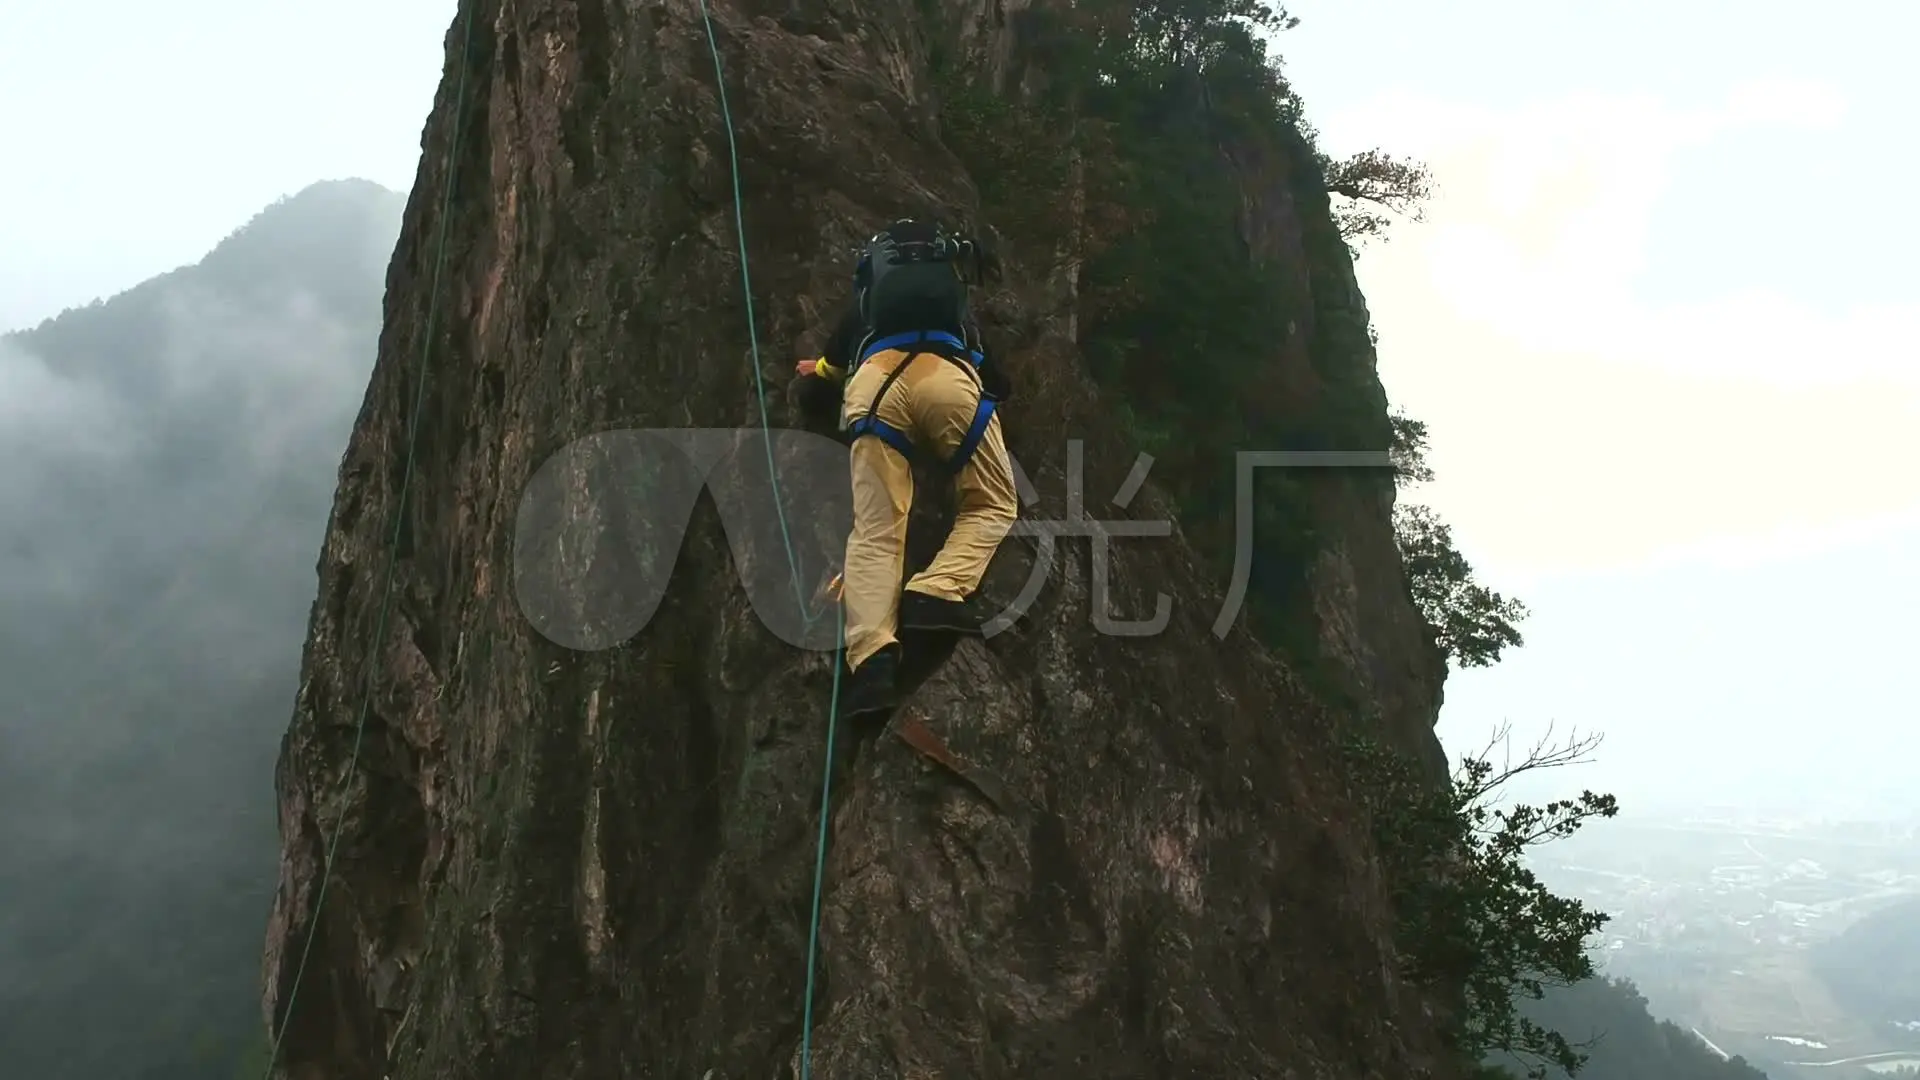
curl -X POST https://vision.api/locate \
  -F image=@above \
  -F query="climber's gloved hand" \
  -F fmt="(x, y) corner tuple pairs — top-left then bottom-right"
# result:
(792, 354), (844, 431)
(794, 355), (844, 381)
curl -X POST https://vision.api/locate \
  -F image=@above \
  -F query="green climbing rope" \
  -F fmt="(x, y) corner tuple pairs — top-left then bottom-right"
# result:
(262, 2), (480, 1076)
(269, 3), (843, 1075)
(696, 3), (844, 1079)
(799, 607), (846, 1080)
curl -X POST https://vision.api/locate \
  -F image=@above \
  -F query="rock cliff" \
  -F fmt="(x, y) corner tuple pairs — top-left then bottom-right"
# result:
(263, 1), (1451, 1077)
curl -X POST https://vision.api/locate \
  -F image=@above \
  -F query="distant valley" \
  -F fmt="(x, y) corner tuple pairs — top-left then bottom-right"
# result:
(1527, 812), (1920, 1079)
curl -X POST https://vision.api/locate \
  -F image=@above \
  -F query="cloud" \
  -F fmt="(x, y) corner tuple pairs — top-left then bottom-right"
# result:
(0, 286), (370, 632)
(150, 282), (372, 471)
(0, 185), (400, 740)
(0, 341), (137, 611)
(0, 184), (402, 1074)
(0, 339), (136, 471)
(1324, 80), (1920, 579)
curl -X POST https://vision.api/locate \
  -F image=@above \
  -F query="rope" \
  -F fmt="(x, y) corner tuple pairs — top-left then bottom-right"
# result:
(799, 608), (845, 1080)
(269, 2), (843, 1074)
(696, 4), (844, 1078)
(260, 0), (480, 1074)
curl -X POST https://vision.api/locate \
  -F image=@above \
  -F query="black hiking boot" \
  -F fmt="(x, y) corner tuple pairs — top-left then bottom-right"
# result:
(898, 589), (987, 635)
(839, 643), (903, 718)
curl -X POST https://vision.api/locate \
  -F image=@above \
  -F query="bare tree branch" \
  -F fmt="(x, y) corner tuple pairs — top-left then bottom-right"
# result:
(1464, 721), (1605, 798)
(1321, 148), (1434, 247)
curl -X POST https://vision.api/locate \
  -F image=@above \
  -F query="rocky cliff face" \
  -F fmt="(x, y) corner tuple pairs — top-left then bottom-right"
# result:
(263, 1), (1450, 1077)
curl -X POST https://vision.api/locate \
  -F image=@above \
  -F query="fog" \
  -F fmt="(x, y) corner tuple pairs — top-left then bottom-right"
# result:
(0, 179), (404, 1079)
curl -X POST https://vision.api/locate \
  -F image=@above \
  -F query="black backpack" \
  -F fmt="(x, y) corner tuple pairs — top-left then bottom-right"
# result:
(855, 218), (972, 338)
(850, 220), (1011, 400)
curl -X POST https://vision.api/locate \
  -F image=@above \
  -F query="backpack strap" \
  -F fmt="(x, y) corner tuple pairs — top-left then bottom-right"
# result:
(846, 350), (924, 460)
(946, 397), (1000, 475)
(845, 339), (998, 476)
(856, 329), (982, 370)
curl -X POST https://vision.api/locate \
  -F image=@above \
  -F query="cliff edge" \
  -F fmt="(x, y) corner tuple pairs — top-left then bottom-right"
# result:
(263, 1), (1450, 1076)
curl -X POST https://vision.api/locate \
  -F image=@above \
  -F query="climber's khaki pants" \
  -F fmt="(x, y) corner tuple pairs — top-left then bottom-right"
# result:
(840, 348), (1018, 670)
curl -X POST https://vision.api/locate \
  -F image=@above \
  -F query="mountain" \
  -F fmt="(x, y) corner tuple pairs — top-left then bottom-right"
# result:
(258, 2), (1467, 1078)
(1812, 894), (1920, 1029)
(1485, 976), (1774, 1080)
(0, 178), (404, 1080)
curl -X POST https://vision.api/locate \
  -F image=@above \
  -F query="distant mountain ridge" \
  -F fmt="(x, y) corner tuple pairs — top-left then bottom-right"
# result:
(1486, 976), (1772, 1080)
(14, 178), (403, 370)
(0, 178), (403, 1080)
(1812, 894), (1920, 1027)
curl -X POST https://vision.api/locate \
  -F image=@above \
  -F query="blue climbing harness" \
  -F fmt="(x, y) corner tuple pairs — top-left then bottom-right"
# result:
(845, 329), (999, 475)
(857, 329), (984, 368)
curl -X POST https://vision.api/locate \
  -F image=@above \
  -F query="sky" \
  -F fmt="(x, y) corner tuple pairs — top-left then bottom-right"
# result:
(1, 0), (1913, 820)
(0, 1), (451, 332)
(1279, 0), (1920, 817)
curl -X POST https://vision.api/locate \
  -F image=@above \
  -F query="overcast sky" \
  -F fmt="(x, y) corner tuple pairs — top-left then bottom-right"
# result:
(0, 0), (450, 333)
(2, 0), (1913, 819)
(1282, 0), (1920, 817)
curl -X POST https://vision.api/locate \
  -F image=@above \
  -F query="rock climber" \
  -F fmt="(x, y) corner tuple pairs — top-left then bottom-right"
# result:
(792, 218), (1020, 717)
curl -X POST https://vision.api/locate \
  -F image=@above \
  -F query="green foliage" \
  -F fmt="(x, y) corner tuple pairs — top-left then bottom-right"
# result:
(1345, 727), (1620, 1078)
(1495, 976), (1772, 1080)
(937, 15), (1589, 1077)
(1389, 410), (1436, 484)
(942, 15), (1641, 1080)
(1387, 407), (1528, 668)
(941, 4), (1449, 684)
(1395, 503), (1529, 668)
(1321, 148), (1434, 249)
(940, 0), (1374, 672)
(935, 81), (1075, 250)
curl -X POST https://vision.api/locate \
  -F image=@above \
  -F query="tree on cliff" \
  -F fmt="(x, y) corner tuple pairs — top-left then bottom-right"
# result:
(1323, 148), (1434, 248)
(1347, 721), (1620, 1078)
(1492, 976), (1773, 1080)
(1360, 245), (1630, 1078)
(1376, 414), (1625, 1076)
(949, 0), (1612, 1074)
(1389, 410), (1528, 669)
(1136, 1), (1437, 247)
(950, 0), (1454, 667)
(955, 1), (1605, 1070)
